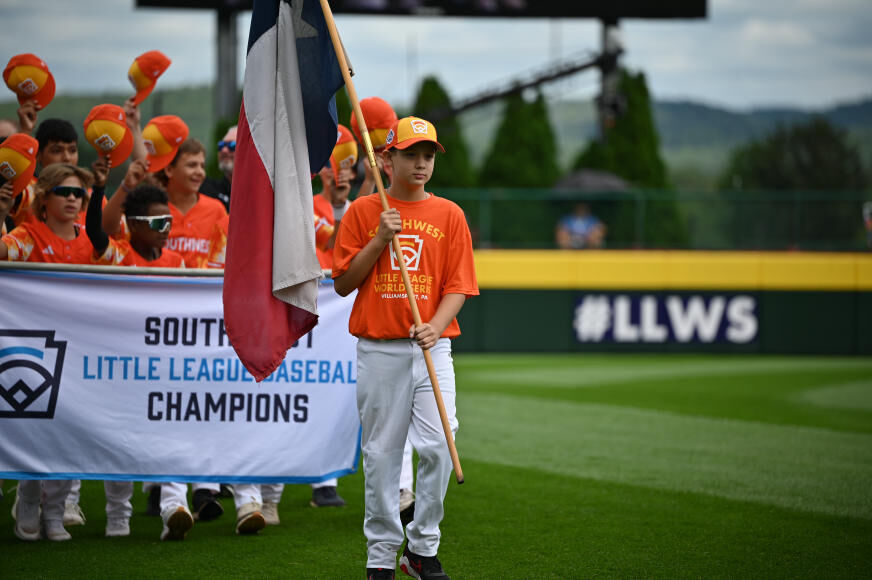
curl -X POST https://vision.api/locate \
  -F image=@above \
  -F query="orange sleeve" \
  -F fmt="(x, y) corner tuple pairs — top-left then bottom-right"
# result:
(2, 226), (35, 261)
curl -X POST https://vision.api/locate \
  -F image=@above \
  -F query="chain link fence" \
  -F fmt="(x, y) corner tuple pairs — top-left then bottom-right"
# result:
(438, 188), (872, 251)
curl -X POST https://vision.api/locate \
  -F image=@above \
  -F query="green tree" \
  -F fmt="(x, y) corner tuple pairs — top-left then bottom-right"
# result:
(413, 76), (476, 189)
(475, 90), (561, 247)
(718, 117), (869, 249)
(572, 68), (687, 248)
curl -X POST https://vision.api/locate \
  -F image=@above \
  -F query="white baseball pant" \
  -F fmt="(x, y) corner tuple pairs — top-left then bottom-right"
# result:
(357, 337), (458, 569)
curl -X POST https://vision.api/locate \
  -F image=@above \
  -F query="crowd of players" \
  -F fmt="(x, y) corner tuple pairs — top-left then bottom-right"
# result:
(1, 52), (417, 542)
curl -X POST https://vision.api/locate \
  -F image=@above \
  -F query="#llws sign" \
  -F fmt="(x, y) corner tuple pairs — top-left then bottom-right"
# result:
(574, 293), (758, 344)
(0, 269), (360, 484)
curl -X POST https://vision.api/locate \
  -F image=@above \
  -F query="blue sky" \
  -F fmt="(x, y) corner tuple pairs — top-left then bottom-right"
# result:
(1, 0), (870, 111)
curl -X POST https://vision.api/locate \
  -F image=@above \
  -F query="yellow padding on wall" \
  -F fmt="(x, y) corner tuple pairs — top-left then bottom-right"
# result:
(473, 250), (872, 291)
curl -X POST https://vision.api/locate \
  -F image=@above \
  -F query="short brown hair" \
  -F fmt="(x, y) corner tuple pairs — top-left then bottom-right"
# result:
(31, 163), (94, 222)
(155, 138), (206, 187)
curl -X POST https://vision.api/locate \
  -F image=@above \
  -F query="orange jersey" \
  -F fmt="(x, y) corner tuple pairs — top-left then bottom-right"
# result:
(332, 192), (479, 340)
(313, 193), (335, 269)
(165, 194), (228, 269)
(94, 237), (186, 268)
(206, 214), (229, 269)
(2, 221), (94, 263)
(10, 180), (127, 238)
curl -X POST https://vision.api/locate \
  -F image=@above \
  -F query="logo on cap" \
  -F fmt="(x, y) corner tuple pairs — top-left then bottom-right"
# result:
(386, 129), (395, 145)
(410, 120), (429, 135)
(94, 134), (117, 151)
(0, 161), (16, 180)
(17, 79), (38, 95)
(143, 140), (157, 156)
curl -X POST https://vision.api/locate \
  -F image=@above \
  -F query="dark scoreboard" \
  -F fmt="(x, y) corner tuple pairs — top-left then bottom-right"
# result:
(135, 0), (707, 19)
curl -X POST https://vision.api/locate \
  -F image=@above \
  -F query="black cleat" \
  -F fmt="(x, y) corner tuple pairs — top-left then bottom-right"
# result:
(367, 568), (395, 580)
(146, 486), (161, 517)
(310, 486), (346, 507)
(398, 544), (450, 580)
(192, 488), (224, 521)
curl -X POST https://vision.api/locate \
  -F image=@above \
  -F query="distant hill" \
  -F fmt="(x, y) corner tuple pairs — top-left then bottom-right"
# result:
(3, 86), (870, 190)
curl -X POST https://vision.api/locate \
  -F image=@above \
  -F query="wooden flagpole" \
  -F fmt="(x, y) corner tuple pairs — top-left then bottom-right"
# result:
(319, 0), (464, 484)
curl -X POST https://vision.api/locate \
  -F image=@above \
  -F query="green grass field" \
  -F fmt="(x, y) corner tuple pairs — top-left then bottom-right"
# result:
(2, 354), (872, 578)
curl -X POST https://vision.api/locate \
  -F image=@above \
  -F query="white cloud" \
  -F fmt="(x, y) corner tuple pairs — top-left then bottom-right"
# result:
(739, 19), (815, 47)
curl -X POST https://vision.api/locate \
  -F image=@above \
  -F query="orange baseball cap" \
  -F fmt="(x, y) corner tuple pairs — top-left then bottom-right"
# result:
(385, 116), (445, 153)
(128, 50), (171, 106)
(142, 115), (189, 172)
(83, 104), (134, 167)
(3, 54), (56, 109)
(332, 124), (358, 169)
(0, 133), (39, 195)
(350, 97), (398, 149)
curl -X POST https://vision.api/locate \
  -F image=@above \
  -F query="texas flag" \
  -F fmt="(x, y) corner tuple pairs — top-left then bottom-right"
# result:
(224, 0), (344, 381)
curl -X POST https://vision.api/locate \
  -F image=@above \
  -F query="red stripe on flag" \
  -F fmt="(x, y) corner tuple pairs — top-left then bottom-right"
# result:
(223, 100), (318, 381)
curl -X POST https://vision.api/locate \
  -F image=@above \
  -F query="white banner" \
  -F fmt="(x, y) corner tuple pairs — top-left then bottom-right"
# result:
(0, 269), (360, 484)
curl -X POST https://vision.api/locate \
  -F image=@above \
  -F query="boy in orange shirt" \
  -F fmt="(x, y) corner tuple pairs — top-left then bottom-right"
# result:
(1, 163), (95, 264)
(313, 124), (357, 271)
(86, 158), (184, 268)
(333, 117), (478, 580)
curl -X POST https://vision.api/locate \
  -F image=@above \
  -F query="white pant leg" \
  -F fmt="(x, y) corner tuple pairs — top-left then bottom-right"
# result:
(17, 480), (41, 503)
(400, 437), (414, 491)
(261, 484), (284, 504)
(67, 479), (81, 505)
(42, 480), (74, 522)
(358, 338), (417, 570)
(104, 481), (133, 519)
(405, 339), (457, 558)
(193, 482), (220, 492)
(159, 482), (189, 515)
(312, 478), (338, 489)
(233, 484), (263, 510)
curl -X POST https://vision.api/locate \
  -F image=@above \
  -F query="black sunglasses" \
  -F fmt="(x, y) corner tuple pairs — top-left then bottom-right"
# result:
(128, 214), (173, 233)
(50, 186), (87, 199)
(217, 140), (236, 152)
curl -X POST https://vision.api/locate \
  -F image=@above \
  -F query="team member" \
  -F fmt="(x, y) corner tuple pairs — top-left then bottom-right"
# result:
(349, 96), (397, 197)
(350, 97), (417, 525)
(313, 124), (356, 271)
(8, 117), (79, 227)
(333, 116), (478, 580)
(159, 138), (227, 268)
(1, 163), (95, 263)
(86, 158), (184, 268)
(2, 163), (99, 541)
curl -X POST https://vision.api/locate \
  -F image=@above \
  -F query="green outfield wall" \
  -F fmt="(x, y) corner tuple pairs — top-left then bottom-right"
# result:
(452, 251), (872, 354)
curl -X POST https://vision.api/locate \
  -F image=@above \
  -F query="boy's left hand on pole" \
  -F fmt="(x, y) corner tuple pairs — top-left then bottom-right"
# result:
(409, 323), (437, 350)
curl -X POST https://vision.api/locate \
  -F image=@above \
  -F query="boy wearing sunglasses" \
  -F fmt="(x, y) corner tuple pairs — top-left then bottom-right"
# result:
(86, 158), (184, 268)
(1, 163), (95, 264)
(200, 125), (236, 212)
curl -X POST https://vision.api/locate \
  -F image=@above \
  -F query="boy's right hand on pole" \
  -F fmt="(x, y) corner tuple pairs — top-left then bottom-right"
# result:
(377, 208), (402, 243)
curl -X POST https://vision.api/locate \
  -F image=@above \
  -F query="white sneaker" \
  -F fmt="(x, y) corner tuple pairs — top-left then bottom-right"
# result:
(235, 501), (266, 535)
(106, 517), (131, 537)
(13, 494), (41, 541)
(63, 502), (86, 526)
(43, 519), (72, 541)
(261, 502), (280, 526)
(161, 506), (194, 541)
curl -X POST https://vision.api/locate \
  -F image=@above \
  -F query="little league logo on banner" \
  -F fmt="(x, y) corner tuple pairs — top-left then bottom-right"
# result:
(0, 270), (360, 484)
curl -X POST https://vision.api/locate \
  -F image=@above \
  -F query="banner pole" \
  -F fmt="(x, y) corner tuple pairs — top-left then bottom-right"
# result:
(319, 0), (464, 484)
